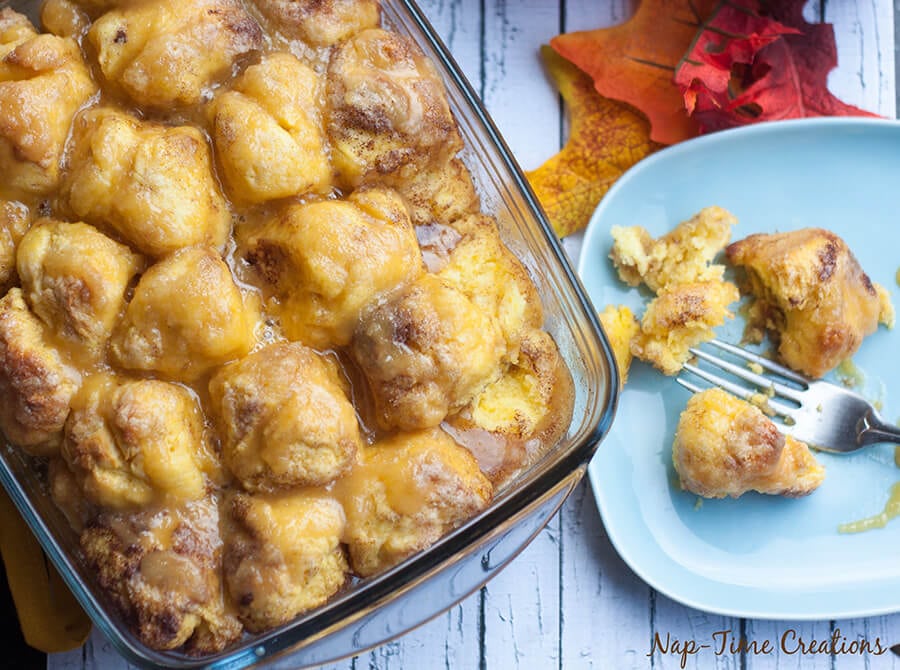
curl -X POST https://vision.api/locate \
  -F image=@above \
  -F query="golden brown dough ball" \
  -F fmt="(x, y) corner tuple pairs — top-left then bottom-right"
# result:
(673, 387), (824, 498)
(631, 279), (739, 376)
(326, 28), (462, 189)
(0, 288), (80, 454)
(0, 200), (32, 292)
(437, 215), (542, 357)
(57, 0), (117, 16)
(445, 329), (574, 486)
(88, 0), (263, 109)
(245, 187), (422, 347)
(81, 495), (242, 654)
(111, 246), (257, 381)
(727, 228), (894, 378)
(0, 5), (35, 44)
(396, 157), (480, 228)
(209, 52), (331, 204)
(351, 273), (505, 431)
(40, 0), (90, 39)
(251, 0), (379, 46)
(62, 374), (222, 509)
(17, 220), (142, 358)
(0, 9), (97, 199)
(62, 108), (231, 257)
(223, 490), (348, 631)
(597, 304), (639, 387)
(610, 206), (736, 293)
(335, 427), (492, 577)
(209, 342), (361, 492)
(48, 458), (94, 533)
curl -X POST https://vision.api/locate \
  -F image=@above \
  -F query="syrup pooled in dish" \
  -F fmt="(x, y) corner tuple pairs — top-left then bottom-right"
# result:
(0, 1), (575, 655)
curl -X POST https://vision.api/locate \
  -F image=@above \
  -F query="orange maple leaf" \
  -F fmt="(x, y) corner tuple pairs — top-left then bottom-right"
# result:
(551, 0), (719, 145)
(526, 47), (662, 238)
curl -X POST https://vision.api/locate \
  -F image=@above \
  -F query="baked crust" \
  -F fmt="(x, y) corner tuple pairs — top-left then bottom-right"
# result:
(0, 287), (80, 454)
(209, 342), (361, 492)
(631, 279), (740, 376)
(335, 428), (492, 577)
(673, 387), (825, 498)
(727, 227), (894, 377)
(610, 206), (736, 292)
(223, 490), (348, 631)
(0, 9), (97, 199)
(326, 28), (463, 189)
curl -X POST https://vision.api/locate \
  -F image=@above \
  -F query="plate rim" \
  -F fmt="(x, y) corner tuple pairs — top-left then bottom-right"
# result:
(578, 116), (900, 621)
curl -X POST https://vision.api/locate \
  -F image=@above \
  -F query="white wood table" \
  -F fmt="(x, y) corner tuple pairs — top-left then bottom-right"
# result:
(49, 1), (900, 668)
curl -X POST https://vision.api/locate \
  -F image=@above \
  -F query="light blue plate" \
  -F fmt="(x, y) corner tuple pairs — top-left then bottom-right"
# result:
(578, 117), (900, 620)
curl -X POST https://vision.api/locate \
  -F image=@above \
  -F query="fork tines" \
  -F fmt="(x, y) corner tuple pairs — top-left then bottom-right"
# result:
(677, 339), (809, 421)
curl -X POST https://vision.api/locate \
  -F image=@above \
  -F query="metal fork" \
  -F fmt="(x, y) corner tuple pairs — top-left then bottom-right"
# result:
(676, 339), (900, 453)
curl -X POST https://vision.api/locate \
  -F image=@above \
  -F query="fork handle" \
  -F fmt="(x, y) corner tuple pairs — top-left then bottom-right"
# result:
(858, 410), (900, 446)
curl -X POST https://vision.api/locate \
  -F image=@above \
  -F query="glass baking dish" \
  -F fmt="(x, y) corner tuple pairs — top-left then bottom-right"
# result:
(0, 0), (619, 667)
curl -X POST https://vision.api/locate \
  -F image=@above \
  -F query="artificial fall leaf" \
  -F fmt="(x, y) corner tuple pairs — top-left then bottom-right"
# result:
(551, 0), (719, 146)
(674, 0), (799, 115)
(525, 46), (662, 238)
(678, 0), (879, 132)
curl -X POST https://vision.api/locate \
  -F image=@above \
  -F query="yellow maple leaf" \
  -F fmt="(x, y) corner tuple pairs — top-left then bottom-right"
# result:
(526, 46), (662, 238)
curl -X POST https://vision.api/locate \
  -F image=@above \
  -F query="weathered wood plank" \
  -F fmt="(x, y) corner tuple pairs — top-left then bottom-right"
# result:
(560, 481), (654, 670)
(479, 0), (564, 169)
(831, 617), (900, 669)
(825, 0), (896, 118)
(554, 3), (653, 668)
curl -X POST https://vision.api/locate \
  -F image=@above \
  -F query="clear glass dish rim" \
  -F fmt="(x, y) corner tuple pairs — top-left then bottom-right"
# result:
(0, 0), (621, 667)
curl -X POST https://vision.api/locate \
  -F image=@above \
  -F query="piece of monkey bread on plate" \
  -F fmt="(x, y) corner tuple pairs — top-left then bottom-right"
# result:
(610, 206), (736, 293)
(631, 279), (740, 376)
(597, 304), (639, 387)
(673, 387), (824, 498)
(727, 227), (894, 378)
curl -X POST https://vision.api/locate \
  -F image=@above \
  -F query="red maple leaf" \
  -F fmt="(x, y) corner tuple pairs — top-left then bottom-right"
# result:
(674, 1), (799, 114)
(675, 0), (879, 132)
